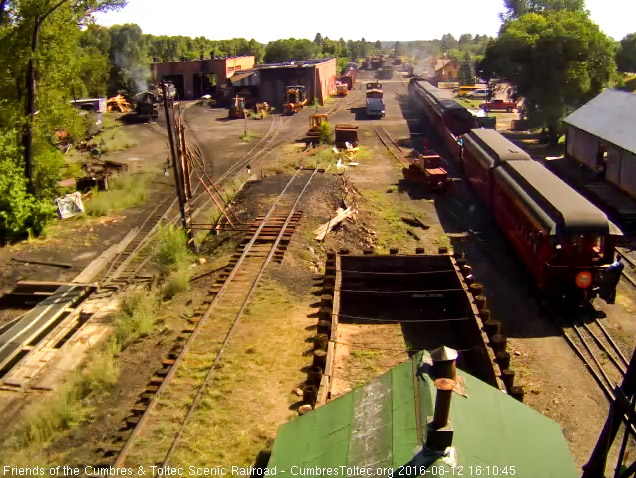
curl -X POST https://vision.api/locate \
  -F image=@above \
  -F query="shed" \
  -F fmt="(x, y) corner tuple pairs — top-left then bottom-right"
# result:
(267, 351), (578, 478)
(563, 90), (636, 198)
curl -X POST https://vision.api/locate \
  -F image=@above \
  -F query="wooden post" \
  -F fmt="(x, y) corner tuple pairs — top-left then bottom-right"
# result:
(163, 83), (189, 236)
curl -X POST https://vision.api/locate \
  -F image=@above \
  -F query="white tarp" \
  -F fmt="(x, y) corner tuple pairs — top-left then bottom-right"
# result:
(55, 192), (84, 219)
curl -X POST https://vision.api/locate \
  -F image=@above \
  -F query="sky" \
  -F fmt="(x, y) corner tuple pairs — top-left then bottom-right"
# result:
(94, 0), (636, 42)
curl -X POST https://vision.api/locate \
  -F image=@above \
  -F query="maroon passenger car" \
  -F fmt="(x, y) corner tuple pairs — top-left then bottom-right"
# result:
(462, 129), (622, 304)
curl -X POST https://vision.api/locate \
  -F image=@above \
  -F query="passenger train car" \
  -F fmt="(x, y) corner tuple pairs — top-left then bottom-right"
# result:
(462, 129), (622, 303)
(408, 79), (623, 304)
(408, 79), (480, 160)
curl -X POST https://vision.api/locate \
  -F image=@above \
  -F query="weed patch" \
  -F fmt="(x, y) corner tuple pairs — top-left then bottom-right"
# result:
(84, 174), (148, 216)
(153, 225), (193, 272)
(114, 291), (159, 349)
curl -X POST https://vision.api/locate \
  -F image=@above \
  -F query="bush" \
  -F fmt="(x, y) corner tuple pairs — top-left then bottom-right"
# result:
(0, 133), (54, 242)
(163, 268), (190, 300)
(153, 224), (192, 272)
(113, 291), (158, 350)
(318, 120), (334, 145)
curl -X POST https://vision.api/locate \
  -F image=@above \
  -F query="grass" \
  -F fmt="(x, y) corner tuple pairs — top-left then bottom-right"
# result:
(163, 279), (312, 468)
(98, 114), (138, 153)
(163, 268), (191, 300)
(1, 289), (159, 455)
(152, 224), (194, 299)
(113, 291), (159, 349)
(153, 224), (193, 272)
(239, 131), (257, 142)
(84, 173), (149, 216)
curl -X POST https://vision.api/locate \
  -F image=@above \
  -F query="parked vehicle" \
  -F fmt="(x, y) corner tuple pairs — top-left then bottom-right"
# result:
(283, 85), (307, 115)
(366, 97), (385, 118)
(466, 89), (490, 99)
(480, 99), (517, 112)
(458, 86), (481, 97)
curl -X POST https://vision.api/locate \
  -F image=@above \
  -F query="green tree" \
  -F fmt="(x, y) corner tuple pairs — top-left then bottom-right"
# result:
(314, 32), (323, 45)
(458, 51), (475, 85)
(2, 0), (125, 191)
(374, 40), (381, 50)
(502, 0), (584, 19)
(441, 33), (458, 51)
(264, 38), (319, 63)
(616, 33), (636, 72)
(77, 25), (111, 96)
(393, 41), (403, 56)
(108, 23), (149, 95)
(479, 11), (615, 142)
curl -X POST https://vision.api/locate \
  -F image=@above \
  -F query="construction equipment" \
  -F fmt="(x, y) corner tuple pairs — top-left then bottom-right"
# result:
(106, 95), (132, 113)
(305, 114), (328, 144)
(336, 83), (348, 97)
(229, 95), (247, 119)
(255, 102), (272, 118)
(402, 148), (448, 191)
(283, 85), (307, 115)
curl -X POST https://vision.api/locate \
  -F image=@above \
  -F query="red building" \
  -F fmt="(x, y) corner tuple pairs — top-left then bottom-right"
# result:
(151, 56), (255, 100)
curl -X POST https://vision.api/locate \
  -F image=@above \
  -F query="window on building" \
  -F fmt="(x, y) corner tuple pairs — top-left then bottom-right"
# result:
(235, 65), (242, 71)
(228, 67), (235, 73)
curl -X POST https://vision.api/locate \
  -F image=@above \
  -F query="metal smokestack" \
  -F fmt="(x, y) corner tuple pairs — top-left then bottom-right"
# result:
(432, 378), (456, 429)
(430, 346), (458, 380)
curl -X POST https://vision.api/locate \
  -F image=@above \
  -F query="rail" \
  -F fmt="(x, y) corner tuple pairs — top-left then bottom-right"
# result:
(108, 168), (318, 471)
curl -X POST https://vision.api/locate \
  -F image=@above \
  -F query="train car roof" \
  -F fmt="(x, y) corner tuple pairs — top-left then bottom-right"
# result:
(496, 160), (621, 236)
(465, 129), (531, 163)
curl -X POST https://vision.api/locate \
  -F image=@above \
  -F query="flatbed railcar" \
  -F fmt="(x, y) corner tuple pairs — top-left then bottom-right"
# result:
(462, 129), (622, 304)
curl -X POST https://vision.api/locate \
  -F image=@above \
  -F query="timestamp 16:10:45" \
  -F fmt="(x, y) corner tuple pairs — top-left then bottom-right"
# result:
(401, 465), (516, 476)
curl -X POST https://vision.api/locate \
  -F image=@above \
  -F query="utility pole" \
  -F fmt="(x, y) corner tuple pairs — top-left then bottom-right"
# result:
(162, 83), (189, 235)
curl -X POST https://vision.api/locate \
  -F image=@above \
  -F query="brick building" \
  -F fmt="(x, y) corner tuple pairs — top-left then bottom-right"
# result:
(151, 56), (255, 100)
(230, 58), (337, 108)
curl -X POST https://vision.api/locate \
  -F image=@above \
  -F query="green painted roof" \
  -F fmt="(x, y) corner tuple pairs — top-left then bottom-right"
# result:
(268, 352), (578, 478)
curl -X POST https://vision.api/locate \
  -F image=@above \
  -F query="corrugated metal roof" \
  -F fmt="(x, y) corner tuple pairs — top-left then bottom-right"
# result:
(268, 352), (579, 477)
(563, 89), (636, 154)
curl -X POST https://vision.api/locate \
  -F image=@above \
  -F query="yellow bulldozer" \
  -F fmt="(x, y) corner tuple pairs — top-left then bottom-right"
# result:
(283, 85), (307, 115)
(305, 114), (328, 144)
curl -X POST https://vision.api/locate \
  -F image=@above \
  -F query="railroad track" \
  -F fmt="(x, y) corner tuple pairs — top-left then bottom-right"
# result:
(375, 125), (409, 168)
(560, 311), (629, 403)
(100, 168), (318, 471)
(616, 248), (636, 288)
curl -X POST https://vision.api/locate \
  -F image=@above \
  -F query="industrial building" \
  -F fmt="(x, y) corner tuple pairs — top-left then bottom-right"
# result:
(229, 58), (337, 108)
(150, 56), (255, 100)
(267, 349), (579, 477)
(564, 89), (636, 198)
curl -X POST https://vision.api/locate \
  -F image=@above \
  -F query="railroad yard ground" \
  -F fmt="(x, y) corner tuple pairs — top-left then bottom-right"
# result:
(1, 70), (635, 472)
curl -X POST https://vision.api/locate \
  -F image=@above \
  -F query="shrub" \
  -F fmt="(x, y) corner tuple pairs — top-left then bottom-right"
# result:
(153, 224), (192, 272)
(318, 120), (334, 145)
(0, 135), (54, 242)
(113, 291), (158, 350)
(163, 268), (190, 300)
